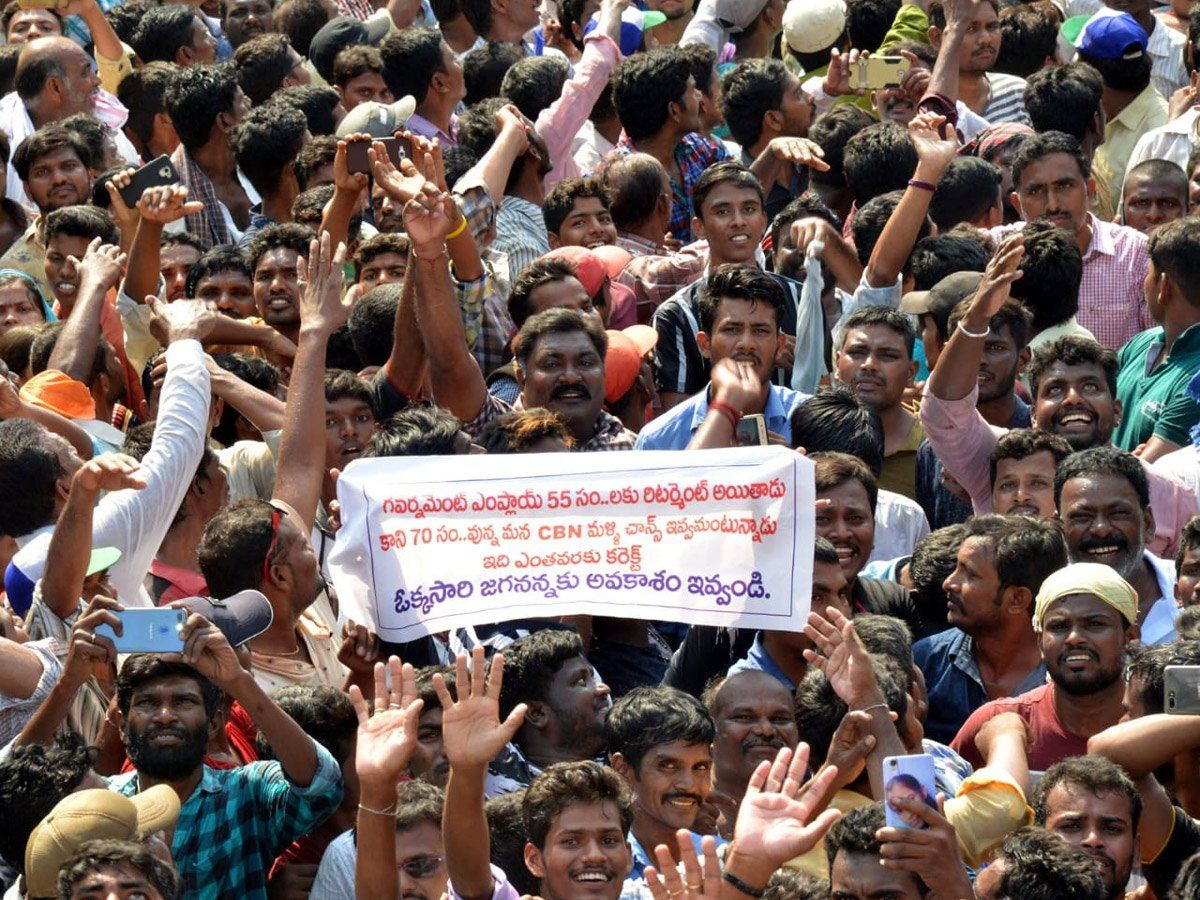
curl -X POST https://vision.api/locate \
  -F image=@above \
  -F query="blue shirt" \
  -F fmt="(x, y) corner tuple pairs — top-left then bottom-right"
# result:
(913, 627), (1047, 746)
(634, 383), (808, 451)
(727, 634), (796, 692)
(627, 830), (727, 887)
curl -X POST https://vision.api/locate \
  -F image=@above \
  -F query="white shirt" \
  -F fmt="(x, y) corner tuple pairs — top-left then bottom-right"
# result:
(11, 339), (211, 608)
(1153, 442), (1200, 497)
(1142, 551), (1180, 645)
(1144, 16), (1189, 103)
(870, 489), (931, 564)
(1125, 106), (1198, 189)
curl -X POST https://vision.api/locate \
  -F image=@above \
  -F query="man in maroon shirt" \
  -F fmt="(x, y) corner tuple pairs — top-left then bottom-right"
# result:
(951, 562), (1139, 772)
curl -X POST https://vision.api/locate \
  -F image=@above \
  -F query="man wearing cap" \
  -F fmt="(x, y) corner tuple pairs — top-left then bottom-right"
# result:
(638, 265), (806, 450)
(22, 787), (180, 900)
(604, 325), (658, 433)
(1078, 13), (1168, 221)
(950, 561), (1141, 771)
(308, 15), (392, 86)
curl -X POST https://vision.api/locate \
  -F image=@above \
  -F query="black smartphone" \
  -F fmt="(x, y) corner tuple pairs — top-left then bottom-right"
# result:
(118, 154), (181, 208)
(346, 137), (406, 175)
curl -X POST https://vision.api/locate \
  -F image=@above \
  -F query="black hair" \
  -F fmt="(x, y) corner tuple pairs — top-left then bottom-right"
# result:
(946, 295), (1031, 350)
(611, 47), (694, 142)
(811, 450), (880, 516)
(1127, 639), (1200, 716)
(502, 55), (569, 122)
(1149, 216), (1200, 307)
(487, 790), (540, 895)
(1011, 130), (1091, 186)
(842, 122), (917, 206)
(273, 0), (326, 56)
(1008, 221), (1083, 332)
(523, 761), (634, 849)
(992, 827), (1107, 900)
(211, 352), (280, 446)
(106, 0), (155, 43)
(907, 229), (991, 293)
(165, 63), (243, 152)
(824, 803), (887, 870)
(117, 653), (222, 720)
(697, 263), (786, 333)
(132, 3), (200, 64)
(808, 105), (875, 188)
(274, 83), (343, 136)
(908, 524), (967, 630)
(347, 282), (399, 367)
(692, 161), (765, 219)
(1032, 754), (1142, 835)
(0, 733), (96, 874)
(849, 189), (931, 267)
(789, 387), (885, 476)
(260, 684), (357, 763)
(605, 685), (714, 771)
(185, 244), (252, 299)
(58, 114), (113, 173)
(233, 33), (299, 106)
(839, 304), (915, 357)
(989, 427), (1073, 489)
(379, 26), (444, 104)
(962, 514), (1068, 600)
(507, 257), (581, 328)
(476, 408), (575, 454)
(233, 102), (308, 196)
(197, 497), (277, 595)
(12, 125), (90, 183)
(995, 1), (1061, 78)
(846, 0), (901, 50)
(601, 152), (666, 230)
(854, 613), (915, 676)
(365, 406), (464, 457)
(294, 134), (338, 192)
(770, 193), (841, 252)
(1023, 63), (1103, 143)
(462, 41), (524, 106)
(928, 157), (1002, 230)
(332, 43), (384, 89)
(1, 1), (61, 37)
(542, 177), (610, 237)
(1179, 516), (1200, 571)
(0, 43), (19, 97)
(40, 204), (118, 247)
(721, 57), (787, 150)
(927, 0), (998, 28)
(512, 307), (607, 372)
(247, 221), (314, 273)
(57, 839), (181, 900)
(1053, 445), (1150, 510)
(1026, 336), (1117, 405)
(498, 629), (586, 719)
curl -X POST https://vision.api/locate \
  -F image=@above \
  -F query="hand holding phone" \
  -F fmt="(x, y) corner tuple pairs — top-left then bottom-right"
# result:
(95, 608), (187, 654)
(883, 754), (938, 829)
(118, 155), (181, 209)
(736, 413), (768, 446)
(855, 55), (911, 91)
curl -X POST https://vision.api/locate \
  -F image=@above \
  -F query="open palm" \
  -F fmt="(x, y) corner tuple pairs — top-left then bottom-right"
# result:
(350, 656), (424, 784)
(733, 746), (842, 866)
(435, 647), (527, 770)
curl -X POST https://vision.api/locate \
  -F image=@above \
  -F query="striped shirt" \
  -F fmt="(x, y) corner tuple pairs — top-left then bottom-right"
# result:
(1147, 16), (1189, 102)
(982, 72), (1031, 126)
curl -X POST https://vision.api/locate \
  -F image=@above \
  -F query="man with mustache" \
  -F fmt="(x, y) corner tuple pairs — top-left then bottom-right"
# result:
(607, 686), (718, 882)
(248, 224), (312, 348)
(913, 514), (1066, 745)
(107, 619), (344, 899)
(638, 265), (804, 450)
(928, 0), (1030, 125)
(921, 232), (1198, 557)
(1056, 446), (1180, 644)
(951, 562), (1140, 770)
(1032, 756), (1141, 900)
(704, 669), (798, 827)
(989, 428), (1073, 518)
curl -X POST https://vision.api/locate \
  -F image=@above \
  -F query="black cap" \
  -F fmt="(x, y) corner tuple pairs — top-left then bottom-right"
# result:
(309, 15), (389, 82)
(900, 270), (983, 335)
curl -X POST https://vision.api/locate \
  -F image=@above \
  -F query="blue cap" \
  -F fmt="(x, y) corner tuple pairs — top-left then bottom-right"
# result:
(582, 7), (667, 56)
(1076, 11), (1148, 60)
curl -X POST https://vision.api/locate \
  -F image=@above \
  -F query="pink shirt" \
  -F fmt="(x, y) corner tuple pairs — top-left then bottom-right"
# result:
(989, 214), (1151, 350)
(919, 383), (1198, 558)
(537, 34), (621, 190)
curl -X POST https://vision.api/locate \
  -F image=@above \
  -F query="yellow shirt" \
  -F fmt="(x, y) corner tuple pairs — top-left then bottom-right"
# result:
(1094, 85), (1169, 221)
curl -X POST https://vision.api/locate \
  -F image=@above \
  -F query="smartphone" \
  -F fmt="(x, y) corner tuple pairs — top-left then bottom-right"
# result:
(735, 413), (768, 447)
(346, 137), (407, 175)
(1165, 665), (1200, 713)
(95, 608), (187, 654)
(883, 754), (938, 829)
(855, 55), (911, 91)
(118, 155), (181, 208)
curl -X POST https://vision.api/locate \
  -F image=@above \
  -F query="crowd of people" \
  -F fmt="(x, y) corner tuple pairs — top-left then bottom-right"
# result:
(0, 0), (1198, 892)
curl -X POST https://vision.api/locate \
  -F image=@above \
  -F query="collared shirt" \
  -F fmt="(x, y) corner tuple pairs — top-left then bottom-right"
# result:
(1127, 105), (1198, 182)
(109, 744), (343, 900)
(494, 194), (550, 281)
(451, 175), (518, 371)
(1147, 16), (1189, 102)
(237, 205), (276, 250)
(1093, 83), (1168, 221)
(727, 634), (796, 691)
(172, 144), (240, 250)
(609, 131), (732, 243)
(0, 222), (50, 303)
(538, 34), (620, 190)
(918, 381), (1199, 558)
(914, 627), (1048, 746)
(614, 241), (709, 317)
(879, 415), (925, 502)
(617, 232), (665, 258)
(1026, 315), (1096, 353)
(635, 381), (808, 450)
(739, 147), (807, 221)
(0, 639), (59, 746)
(1114, 323), (1200, 451)
(407, 111), (457, 147)
(628, 831), (724, 888)
(989, 214), (1150, 349)
(147, 559), (208, 606)
(1143, 551), (1180, 645)
(467, 393), (637, 451)
(871, 489), (931, 564)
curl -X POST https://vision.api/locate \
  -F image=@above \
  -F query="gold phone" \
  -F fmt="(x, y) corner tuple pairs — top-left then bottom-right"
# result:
(855, 55), (912, 91)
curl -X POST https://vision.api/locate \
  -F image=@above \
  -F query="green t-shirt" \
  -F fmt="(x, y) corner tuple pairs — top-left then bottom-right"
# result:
(1113, 323), (1200, 451)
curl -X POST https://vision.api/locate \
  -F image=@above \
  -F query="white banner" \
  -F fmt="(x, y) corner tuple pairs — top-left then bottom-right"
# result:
(328, 447), (815, 643)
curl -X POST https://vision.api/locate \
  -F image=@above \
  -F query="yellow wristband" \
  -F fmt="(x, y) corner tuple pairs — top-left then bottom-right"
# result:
(446, 217), (468, 240)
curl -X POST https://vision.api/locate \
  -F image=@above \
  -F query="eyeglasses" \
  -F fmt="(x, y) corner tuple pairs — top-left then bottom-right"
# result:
(262, 508), (282, 584)
(397, 855), (445, 879)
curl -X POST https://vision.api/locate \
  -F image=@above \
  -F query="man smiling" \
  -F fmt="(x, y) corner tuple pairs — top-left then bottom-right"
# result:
(951, 562), (1140, 771)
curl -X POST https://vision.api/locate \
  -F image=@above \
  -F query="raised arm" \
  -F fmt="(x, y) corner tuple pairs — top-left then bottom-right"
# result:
(320, 137), (370, 251)
(208, 356), (286, 434)
(271, 233), (350, 534)
(406, 182), (490, 423)
(436, 647), (527, 898)
(864, 112), (957, 289)
(926, 233), (1023, 401)
(47, 240), (125, 382)
(921, 0), (971, 110)
(120, 184), (204, 305)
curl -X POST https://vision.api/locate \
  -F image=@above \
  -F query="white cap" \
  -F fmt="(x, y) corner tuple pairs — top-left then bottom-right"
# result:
(783, 0), (847, 54)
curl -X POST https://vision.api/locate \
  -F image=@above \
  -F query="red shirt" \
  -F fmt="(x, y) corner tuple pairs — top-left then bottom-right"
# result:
(950, 682), (1089, 772)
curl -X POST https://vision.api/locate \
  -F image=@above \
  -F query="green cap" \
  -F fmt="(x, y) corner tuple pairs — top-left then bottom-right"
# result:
(1061, 14), (1089, 46)
(86, 546), (121, 577)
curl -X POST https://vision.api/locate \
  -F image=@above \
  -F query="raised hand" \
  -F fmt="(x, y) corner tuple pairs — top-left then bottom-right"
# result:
(823, 48), (869, 97)
(493, 103), (531, 155)
(964, 233), (1024, 325)
(402, 183), (460, 255)
(732, 745), (843, 870)
(170, 613), (246, 688)
(137, 184), (204, 225)
(146, 296), (218, 343)
(823, 709), (878, 791)
(296, 231), (351, 334)
(908, 112), (959, 178)
(73, 452), (148, 495)
(338, 619), (380, 677)
(76, 238), (126, 295)
(370, 140), (428, 206)
(433, 646), (527, 770)
(644, 832), (721, 899)
(63, 594), (123, 682)
(351, 656), (424, 787)
(802, 607), (881, 707)
(104, 168), (140, 235)
(767, 137), (830, 173)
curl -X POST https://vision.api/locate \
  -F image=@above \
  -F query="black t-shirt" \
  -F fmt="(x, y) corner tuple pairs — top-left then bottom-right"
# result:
(1144, 805), (1200, 899)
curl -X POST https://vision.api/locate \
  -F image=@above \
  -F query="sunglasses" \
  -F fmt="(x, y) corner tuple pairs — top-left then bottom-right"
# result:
(397, 855), (445, 879)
